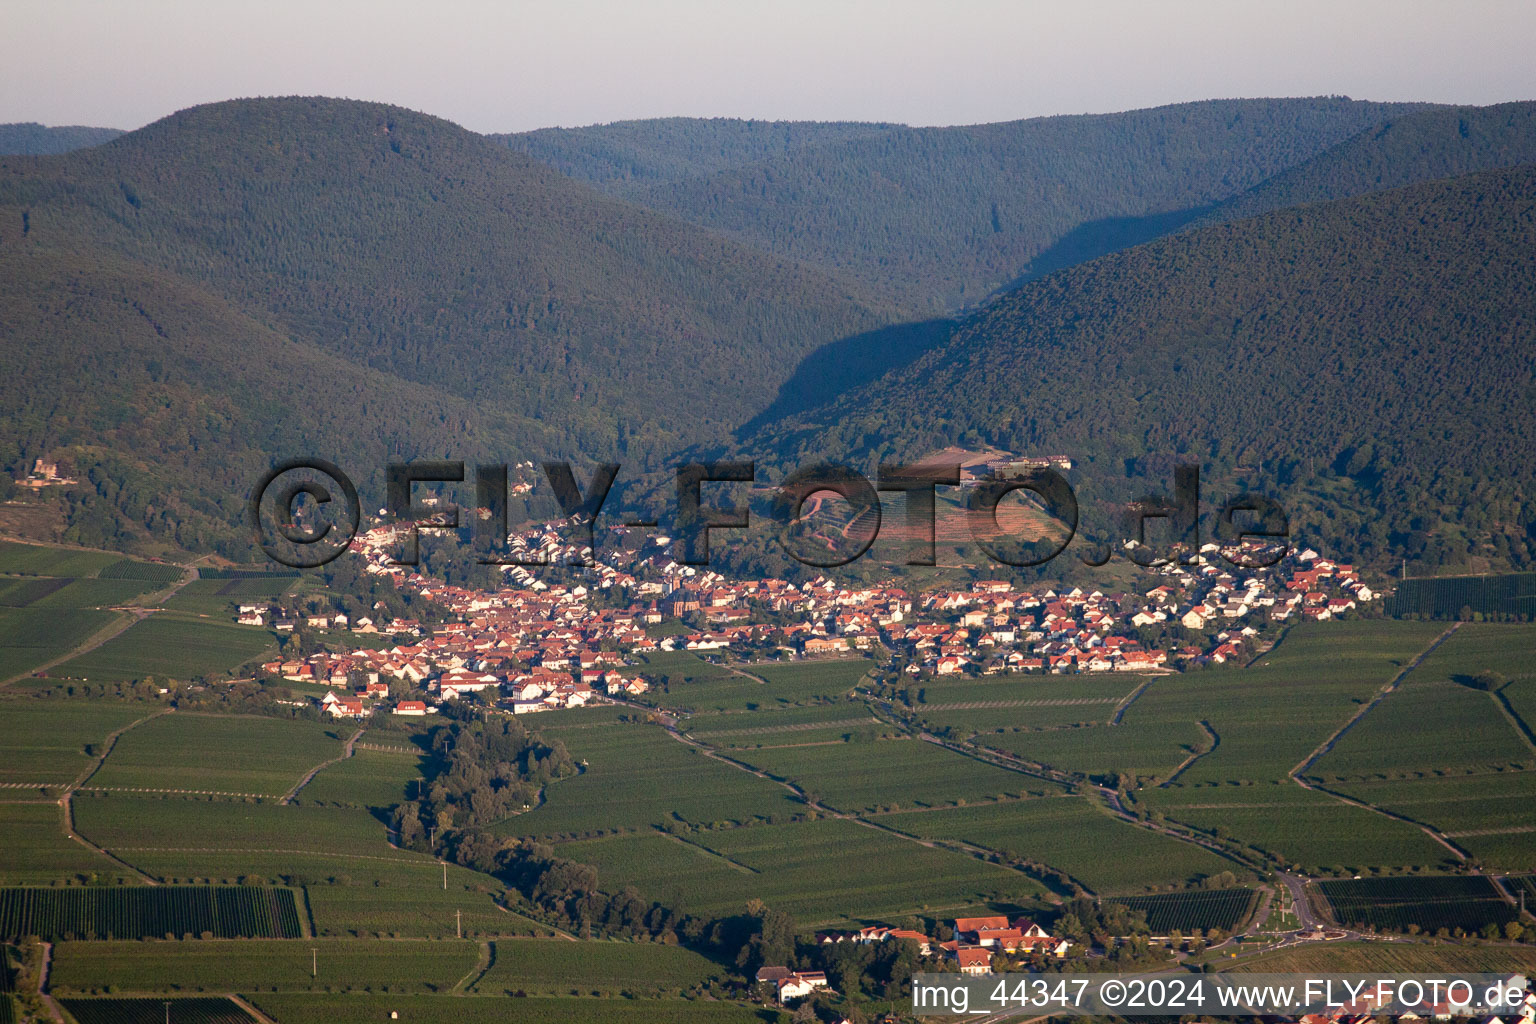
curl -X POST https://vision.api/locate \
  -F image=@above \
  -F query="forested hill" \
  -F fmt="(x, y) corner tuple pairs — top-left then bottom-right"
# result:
(744, 164), (1536, 573)
(0, 122), (123, 155)
(1195, 101), (1536, 227)
(0, 246), (552, 552)
(612, 98), (1431, 309)
(0, 97), (906, 554)
(494, 117), (901, 190)
(0, 97), (900, 464)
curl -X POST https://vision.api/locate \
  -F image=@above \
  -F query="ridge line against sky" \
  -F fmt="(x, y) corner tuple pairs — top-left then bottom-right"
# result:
(5, 0), (1535, 134)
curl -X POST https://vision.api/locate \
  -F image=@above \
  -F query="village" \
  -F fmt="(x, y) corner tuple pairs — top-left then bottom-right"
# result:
(244, 505), (1376, 722)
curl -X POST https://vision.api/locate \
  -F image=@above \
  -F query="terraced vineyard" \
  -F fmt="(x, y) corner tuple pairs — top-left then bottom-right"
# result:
(0, 886), (303, 941)
(1318, 875), (1517, 934)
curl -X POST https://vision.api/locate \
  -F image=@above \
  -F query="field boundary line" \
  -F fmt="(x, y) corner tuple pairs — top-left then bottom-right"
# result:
(1110, 677), (1158, 724)
(1288, 622), (1461, 779)
(61, 706), (175, 886)
(1286, 624), (1470, 861)
(1489, 687), (1536, 755)
(652, 827), (758, 873)
(1160, 720), (1219, 787)
(227, 994), (278, 1024)
(0, 609), (139, 688)
(454, 940), (494, 993)
(282, 727), (365, 804)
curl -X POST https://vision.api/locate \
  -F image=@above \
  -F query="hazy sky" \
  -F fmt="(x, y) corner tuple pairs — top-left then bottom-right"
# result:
(6, 0), (1535, 133)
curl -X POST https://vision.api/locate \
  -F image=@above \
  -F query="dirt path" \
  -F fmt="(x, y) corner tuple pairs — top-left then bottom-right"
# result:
(0, 563), (199, 688)
(36, 941), (66, 1024)
(452, 940), (494, 993)
(61, 706), (174, 885)
(1110, 677), (1159, 724)
(1287, 623), (1469, 861)
(228, 994), (279, 1024)
(1289, 622), (1462, 779)
(282, 727), (365, 804)
(1160, 720), (1218, 787)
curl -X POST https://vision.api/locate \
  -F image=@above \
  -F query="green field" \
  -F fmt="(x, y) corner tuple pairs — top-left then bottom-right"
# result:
(295, 749), (428, 809)
(879, 796), (1239, 893)
(728, 737), (1043, 813)
(248, 994), (782, 1024)
(305, 882), (547, 939)
(492, 722), (802, 838)
(1310, 676), (1534, 780)
(0, 803), (127, 884)
(0, 607), (119, 679)
(1142, 785), (1453, 872)
(684, 702), (887, 748)
(636, 653), (867, 712)
(1227, 940), (1536, 973)
(1318, 875), (1517, 934)
(1330, 771), (1536, 870)
(55, 614), (277, 683)
(50, 938), (478, 994)
(0, 700), (156, 786)
(981, 721), (1207, 780)
(85, 714), (346, 794)
(74, 796), (392, 863)
(60, 996), (257, 1024)
(0, 543), (120, 577)
(98, 560), (184, 583)
(468, 939), (726, 995)
(558, 818), (1045, 925)
(1106, 888), (1257, 933)
(1384, 572), (1536, 619)
(0, 886), (302, 941)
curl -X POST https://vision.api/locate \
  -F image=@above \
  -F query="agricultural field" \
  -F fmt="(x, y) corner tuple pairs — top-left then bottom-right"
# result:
(1142, 784), (1452, 872)
(83, 714), (346, 795)
(73, 796), (392, 862)
(467, 938), (726, 995)
(162, 576), (295, 617)
(0, 543), (120, 577)
(635, 653), (866, 712)
(248, 994), (783, 1024)
(558, 817), (1045, 925)
(53, 613), (277, 683)
(1309, 676), (1534, 780)
(728, 736), (1041, 813)
(0, 576), (71, 606)
(1227, 940), (1536, 973)
(980, 720), (1209, 781)
(1318, 875), (1518, 934)
(25, 577), (166, 610)
(908, 673), (1152, 734)
(684, 702), (888, 748)
(305, 881), (548, 939)
(1106, 888), (1257, 934)
(0, 886), (302, 941)
(492, 721), (802, 839)
(1330, 771), (1536, 870)
(294, 748), (427, 809)
(59, 997), (258, 1024)
(49, 938), (478, 994)
(1384, 572), (1536, 619)
(1410, 623), (1536, 687)
(879, 796), (1239, 893)
(0, 699), (156, 786)
(0, 803), (127, 884)
(0, 607), (118, 680)
(1118, 621), (1445, 786)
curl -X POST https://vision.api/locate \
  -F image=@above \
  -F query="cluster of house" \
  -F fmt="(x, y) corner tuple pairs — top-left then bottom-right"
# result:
(756, 916), (1069, 1005)
(15, 458), (76, 489)
(240, 510), (1375, 719)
